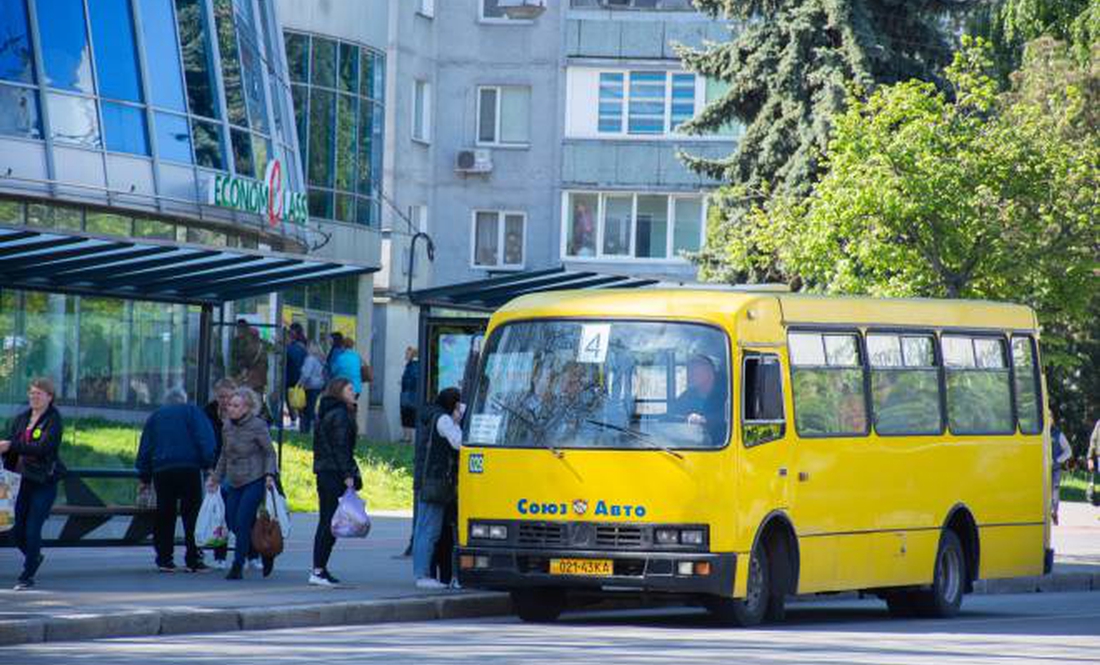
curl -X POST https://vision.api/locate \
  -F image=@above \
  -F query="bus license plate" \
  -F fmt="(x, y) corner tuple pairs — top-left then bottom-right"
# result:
(549, 558), (613, 577)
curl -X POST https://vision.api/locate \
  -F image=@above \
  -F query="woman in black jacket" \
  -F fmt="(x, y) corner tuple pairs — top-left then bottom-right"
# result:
(0, 377), (65, 590)
(309, 377), (361, 587)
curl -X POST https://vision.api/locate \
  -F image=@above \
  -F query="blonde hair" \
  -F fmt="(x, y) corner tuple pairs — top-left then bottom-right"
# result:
(232, 387), (261, 416)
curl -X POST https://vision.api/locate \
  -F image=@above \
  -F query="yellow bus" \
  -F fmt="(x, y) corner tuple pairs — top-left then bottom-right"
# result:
(455, 289), (1050, 625)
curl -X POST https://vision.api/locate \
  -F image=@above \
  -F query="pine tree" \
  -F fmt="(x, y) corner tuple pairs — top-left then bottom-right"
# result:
(678, 0), (979, 282)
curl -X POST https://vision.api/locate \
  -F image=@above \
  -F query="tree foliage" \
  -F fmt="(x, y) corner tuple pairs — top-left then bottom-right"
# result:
(727, 38), (1099, 439)
(678, 0), (978, 281)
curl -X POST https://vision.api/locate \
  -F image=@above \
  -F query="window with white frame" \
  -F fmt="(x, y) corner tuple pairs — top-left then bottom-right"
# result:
(473, 210), (526, 269)
(418, 0), (435, 17)
(408, 204), (428, 232)
(412, 80), (431, 142)
(564, 192), (704, 260)
(571, 0), (696, 8)
(477, 86), (531, 146)
(568, 67), (742, 139)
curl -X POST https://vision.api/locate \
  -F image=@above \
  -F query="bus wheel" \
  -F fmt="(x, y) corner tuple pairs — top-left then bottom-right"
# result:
(914, 530), (965, 618)
(511, 588), (566, 623)
(706, 545), (770, 627)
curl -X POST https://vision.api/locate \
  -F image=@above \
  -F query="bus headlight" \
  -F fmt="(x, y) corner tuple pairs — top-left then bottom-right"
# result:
(470, 523), (489, 539)
(488, 525), (509, 540)
(680, 529), (705, 546)
(469, 523), (508, 540)
(656, 529), (680, 545)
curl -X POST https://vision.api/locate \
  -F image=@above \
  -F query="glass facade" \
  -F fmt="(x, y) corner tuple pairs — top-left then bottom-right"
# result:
(285, 30), (384, 227)
(0, 0), (299, 176)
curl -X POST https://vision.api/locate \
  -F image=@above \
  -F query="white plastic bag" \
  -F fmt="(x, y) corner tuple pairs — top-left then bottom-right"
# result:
(265, 488), (291, 539)
(0, 469), (21, 533)
(196, 490), (228, 548)
(331, 489), (371, 538)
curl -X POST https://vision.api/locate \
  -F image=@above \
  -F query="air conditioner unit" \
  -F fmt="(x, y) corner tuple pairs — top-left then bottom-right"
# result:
(455, 149), (493, 174)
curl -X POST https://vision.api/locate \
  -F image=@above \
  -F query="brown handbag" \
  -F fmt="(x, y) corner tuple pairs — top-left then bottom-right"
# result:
(251, 487), (284, 558)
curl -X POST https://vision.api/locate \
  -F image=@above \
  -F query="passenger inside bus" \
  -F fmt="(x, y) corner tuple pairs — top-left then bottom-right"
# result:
(668, 354), (727, 445)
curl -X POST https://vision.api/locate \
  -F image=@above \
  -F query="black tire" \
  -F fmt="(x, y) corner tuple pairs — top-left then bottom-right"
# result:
(706, 544), (770, 627)
(913, 530), (966, 618)
(511, 588), (566, 623)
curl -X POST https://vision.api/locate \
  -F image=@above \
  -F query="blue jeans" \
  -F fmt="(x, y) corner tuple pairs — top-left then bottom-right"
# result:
(225, 478), (265, 567)
(412, 499), (446, 579)
(12, 478), (57, 580)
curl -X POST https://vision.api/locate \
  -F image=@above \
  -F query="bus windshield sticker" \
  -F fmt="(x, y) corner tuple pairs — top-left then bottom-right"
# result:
(469, 413), (502, 445)
(577, 324), (611, 364)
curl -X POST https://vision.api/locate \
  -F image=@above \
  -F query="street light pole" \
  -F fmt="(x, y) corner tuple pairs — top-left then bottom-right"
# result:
(406, 231), (435, 298)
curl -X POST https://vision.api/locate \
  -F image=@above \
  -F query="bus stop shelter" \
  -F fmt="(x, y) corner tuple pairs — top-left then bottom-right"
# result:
(0, 224), (374, 546)
(409, 267), (658, 407)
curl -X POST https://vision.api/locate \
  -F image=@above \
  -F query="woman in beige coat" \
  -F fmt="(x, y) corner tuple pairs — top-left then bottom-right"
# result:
(207, 388), (277, 580)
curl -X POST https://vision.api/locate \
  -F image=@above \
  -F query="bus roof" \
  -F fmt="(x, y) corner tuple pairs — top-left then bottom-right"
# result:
(495, 289), (1038, 332)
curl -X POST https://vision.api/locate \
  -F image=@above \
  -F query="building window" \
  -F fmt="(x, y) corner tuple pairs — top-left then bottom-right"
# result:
(418, 0), (435, 18)
(286, 30), (385, 225)
(472, 210), (525, 269)
(476, 85), (529, 146)
(597, 73), (622, 133)
(571, 0), (696, 8)
(409, 204), (428, 232)
(564, 192), (704, 261)
(412, 79), (430, 143)
(480, 0), (533, 22)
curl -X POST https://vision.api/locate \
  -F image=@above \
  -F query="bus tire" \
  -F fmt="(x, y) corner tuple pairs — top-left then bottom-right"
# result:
(914, 530), (965, 618)
(707, 544), (770, 627)
(511, 588), (566, 623)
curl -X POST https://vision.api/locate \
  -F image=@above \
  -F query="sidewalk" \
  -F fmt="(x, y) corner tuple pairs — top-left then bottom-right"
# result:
(1, 503), (1098, 646)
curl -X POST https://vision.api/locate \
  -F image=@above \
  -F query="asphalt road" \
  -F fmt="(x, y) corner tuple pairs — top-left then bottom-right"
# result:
(5, 591), (1099, 663)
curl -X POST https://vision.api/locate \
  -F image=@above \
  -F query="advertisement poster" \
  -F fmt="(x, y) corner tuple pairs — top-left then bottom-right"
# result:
(437, 333), (474, 393)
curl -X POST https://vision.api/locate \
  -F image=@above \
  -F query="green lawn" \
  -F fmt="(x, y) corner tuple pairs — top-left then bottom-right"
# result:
(58, 419), (414, 513)
(1060, 469), (1094, 504)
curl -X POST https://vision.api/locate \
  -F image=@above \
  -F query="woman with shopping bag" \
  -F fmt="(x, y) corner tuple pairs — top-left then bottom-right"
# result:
(0, 377), (66, 591)
(206, 388), (279, 580)
(309, 377), (362, 587)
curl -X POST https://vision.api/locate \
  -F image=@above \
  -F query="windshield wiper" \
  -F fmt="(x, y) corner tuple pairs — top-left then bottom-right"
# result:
(491, 397), (564, 458)
(584, 419), (684, 460)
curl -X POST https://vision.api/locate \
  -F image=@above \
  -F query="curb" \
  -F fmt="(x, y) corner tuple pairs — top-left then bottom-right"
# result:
(2, 572), (1097, 647)
(0, 592), (513, 648)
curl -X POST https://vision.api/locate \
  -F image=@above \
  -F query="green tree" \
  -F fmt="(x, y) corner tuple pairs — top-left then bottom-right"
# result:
(738, 38), (1098, 440)
(678, 0), (977, 281)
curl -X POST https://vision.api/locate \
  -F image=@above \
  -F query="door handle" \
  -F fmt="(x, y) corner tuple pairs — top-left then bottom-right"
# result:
(778, 468), (787, 477)
(798, 471), (810, 482)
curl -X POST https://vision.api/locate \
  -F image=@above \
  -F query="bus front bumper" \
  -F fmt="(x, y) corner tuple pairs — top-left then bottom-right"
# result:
(455, 548), (736, 596)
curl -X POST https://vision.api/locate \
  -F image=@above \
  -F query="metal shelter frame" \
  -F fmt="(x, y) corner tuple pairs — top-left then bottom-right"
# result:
(0, 223), (376, 547)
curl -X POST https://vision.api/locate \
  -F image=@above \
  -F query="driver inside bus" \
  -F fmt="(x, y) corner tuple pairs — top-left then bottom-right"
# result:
(669, 354), (727, 445)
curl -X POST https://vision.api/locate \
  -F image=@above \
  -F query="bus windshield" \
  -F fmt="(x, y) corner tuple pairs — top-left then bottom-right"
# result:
(466, 320), (730, 450)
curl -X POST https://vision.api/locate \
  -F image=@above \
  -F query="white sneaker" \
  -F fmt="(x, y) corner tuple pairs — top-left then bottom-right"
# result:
(308, 572), (336, 588)
(211, 559), (228, 570)
(415, 578), (449, 590)
(248, 558), (263, 571)
(449, 578), (463, 590)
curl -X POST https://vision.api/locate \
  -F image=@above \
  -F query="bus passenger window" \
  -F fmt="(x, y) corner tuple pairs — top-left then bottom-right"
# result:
(789, 332), (869, 437)
(742, 354), (784, 447)
(1011, 337), (1042, 434)
(868, 333), (943, 435)
(943, 335), (1014, 435)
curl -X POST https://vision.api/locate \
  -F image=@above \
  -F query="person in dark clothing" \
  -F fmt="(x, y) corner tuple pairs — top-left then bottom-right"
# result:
(412, 387), (463, 589)
(285, 323), (307, 424)
(668, 354), (727, 446)
(309, 377), (362, 587)
(136, 388), (217, 573)
(400, 347), (420, 443)
(1, 377), (65, 591)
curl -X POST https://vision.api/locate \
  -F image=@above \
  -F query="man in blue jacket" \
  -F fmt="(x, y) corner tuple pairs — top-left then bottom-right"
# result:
(136, 388), (217, 573)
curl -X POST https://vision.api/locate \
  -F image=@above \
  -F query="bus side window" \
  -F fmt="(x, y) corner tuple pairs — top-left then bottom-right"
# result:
(743, 354), (785, 447)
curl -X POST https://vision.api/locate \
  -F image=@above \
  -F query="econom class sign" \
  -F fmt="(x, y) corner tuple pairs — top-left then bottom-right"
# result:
(207, 160), (308, 226)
